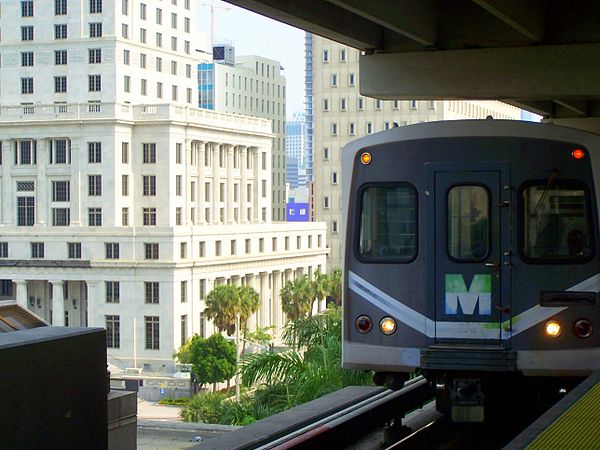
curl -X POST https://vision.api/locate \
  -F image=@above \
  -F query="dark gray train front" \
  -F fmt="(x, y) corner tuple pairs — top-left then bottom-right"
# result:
(341, 120), (600, 420)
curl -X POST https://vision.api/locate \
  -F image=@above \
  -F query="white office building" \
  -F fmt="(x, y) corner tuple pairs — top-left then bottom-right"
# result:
(308, 34), (521, 269)
(0, 0), (327, 373)
(198, 46), (287, 221)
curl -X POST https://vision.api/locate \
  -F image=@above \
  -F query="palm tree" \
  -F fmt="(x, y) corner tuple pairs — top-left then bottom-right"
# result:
(281, 276), (313, 321)
(240, 308), (372, 407)
(204, 284), (261, 338)
(312, 268), (328, 313)
(326, 268), (342, 307)
(204, 284), (240, 336)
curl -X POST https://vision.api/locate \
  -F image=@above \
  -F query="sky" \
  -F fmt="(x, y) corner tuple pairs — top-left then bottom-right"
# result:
(195, 1), (306, 119)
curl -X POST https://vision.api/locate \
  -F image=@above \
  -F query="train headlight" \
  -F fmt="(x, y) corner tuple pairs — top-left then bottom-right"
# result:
(573, 319), (593, 338)
(355, 315), (373, 334)
(360, 152), (372, 165)
(544, 320), (562, 338)
(380, 317), (397, 335)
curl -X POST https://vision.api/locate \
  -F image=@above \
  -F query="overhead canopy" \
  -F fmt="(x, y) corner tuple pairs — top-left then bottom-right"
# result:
(224, 0), (600, 119)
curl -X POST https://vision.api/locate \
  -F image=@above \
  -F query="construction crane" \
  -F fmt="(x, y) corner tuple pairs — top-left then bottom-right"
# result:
(201, 0), (231, 46)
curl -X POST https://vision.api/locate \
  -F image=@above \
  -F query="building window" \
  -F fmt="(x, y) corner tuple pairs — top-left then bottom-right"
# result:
(89, 23), (103, 38)
(323, 98), (329, 111)
(105, 243), (120, 259)
(141, 79), (147, 95)
(121, 175), (129, 196)
(106, 315), (120, 349)
(88, 142), (102, 163)
(55, 24), (67, 39)
(21, 78), (34, 94)
(124, 75), (131, 93)
(122, 23), (129, 39)
(180, 242), (187, 259)
(375, 99), (382, 110)
(122, 207), (129, 226)
(215, 240), (222, 256)
(88, 48), (101, 64)
(21, 52), (34, 67)
(180, 280), (187, 303)
(88, 207), (102, 226)
(67, 242), (81, 259)
(285, 236), (290, 250)
(55, 0), (67, 15)
(171, 85), (178, 101)
(17, 197), (35, 226)
(181, 315), (188, 346)
(340, 98), (346, 111)
(140, 3), (146, 19)
(171, 36), (177, 51)
(52, 181), (70, 202)
(143, 208), (157, 226)
(143, 175), (156, 195)
(143, 143), (156, 163)
(52, 208), (70, 226)
(176, 175), (182, 196)
(175, 207), (182, 225)
(88, 175), (102, 196)
(259, 238), (265, 253)
(22, 1), (34, 16)
(156, 32), (162, 47)
(140, 28), (147, 43)
(54, 76), (67, 93)
(144, 243), (159, 260)
(55, 50), (67, 65)
(367, 122), (373, 134)
(332, 172), (338, 184)
(21, 26), (34, 41)
(199, 241), (205, 257)
(324, 196), (329, 209)
(331, 74), (337, 87)
(106, 282), (120, 303)
(230, 240), (237, 255)
(31, 242), (44, 258)
(156, 8), (162, 24)
(393, 100), (399, 109)
(332, 220), (338, 233)
(323, 49), (329, 62)
(144, 283), (159, 304)
(349, 73), (355, 86)
(358, 97), (364, 110)
(331, 123), (337, 136)
(123, 49), (130, 65)
(410, 100), (417, 109)
(349, 122), (355, 135)
(140, 53), (147, 68)
(145, 316), (160, 349)
(157, 82), (163, 98)
(88, 75), (101, 91)
(90, 0), (103, 14)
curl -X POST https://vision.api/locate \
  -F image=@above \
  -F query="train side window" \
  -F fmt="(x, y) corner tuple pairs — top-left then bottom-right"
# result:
(358, 184), (417, 262)
(447, 185), (490, 261)
(522, 183), (593, 261)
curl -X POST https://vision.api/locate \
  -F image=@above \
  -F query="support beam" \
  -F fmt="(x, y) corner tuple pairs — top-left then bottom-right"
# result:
(472, 0), (545, 42)
(325, 0), (437, 47)
(360, 43), (600, 101)
(224, 0), (384, 50)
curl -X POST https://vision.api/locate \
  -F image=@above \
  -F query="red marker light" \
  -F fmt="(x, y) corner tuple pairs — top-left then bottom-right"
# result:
(572, 149), (585, 160)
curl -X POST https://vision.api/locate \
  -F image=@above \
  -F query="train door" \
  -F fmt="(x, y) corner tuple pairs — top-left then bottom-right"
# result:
(429, 163), (511, 345)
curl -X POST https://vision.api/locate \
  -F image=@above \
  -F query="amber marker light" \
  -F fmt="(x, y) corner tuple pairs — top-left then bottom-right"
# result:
(572, 149), (585, 160)
(360, 152), (372, 165)
(544, 320), (562, 338)
(380, 317), (397, 335)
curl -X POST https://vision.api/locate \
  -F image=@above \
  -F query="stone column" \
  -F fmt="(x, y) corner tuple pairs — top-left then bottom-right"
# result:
(240, 146), (248, 224)
(257, 273), (267, 327)
(272, 271), (282, 334)
(212, 143), (219, 224)
(2, 140), (13, 225)
(14, 280), (28, 310)
(184, 139), (192, 226)
(36, 139), (48, 225)
(226, 145), (234, 224)
(198, 142), (206, 224)
(86, 281), (100, 327)
(246, 274), (257, 331)
(50, 280), (65, 326)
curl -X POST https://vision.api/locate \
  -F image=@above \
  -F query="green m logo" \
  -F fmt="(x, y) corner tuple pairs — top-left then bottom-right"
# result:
(445, 274), (492, 315)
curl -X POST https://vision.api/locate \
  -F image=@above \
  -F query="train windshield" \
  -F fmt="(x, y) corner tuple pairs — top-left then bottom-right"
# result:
(522, 182), (593, 261)
(358, 184), (417, 262)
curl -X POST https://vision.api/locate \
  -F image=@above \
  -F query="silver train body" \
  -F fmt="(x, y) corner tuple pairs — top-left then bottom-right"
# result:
(341, 120), (600, 420)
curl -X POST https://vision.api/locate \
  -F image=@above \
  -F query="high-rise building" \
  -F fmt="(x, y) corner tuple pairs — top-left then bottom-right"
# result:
(197, 49), (287, 221)
(308, 33), (521, 269)
(0, 1), (327, 373)
(285, 113), (306, 190)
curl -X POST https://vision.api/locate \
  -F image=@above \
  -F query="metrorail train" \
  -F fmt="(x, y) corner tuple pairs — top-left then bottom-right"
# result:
(341, 119), (600, 421)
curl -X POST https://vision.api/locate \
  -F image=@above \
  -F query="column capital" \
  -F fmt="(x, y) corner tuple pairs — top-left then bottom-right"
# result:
(48, 279), (64, 285)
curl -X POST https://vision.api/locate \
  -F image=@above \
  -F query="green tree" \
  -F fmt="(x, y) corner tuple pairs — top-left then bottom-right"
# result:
(189, 333), (236, 392)
(240, 308), (372, 406)
(281, 275), (314, 321)
(326, 268), (342, 307)
(204, 284), (261, 337)
(312, 268), (329, 312)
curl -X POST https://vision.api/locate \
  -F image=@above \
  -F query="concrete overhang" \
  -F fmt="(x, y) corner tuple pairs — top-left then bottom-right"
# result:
(224, 0), (600, 119)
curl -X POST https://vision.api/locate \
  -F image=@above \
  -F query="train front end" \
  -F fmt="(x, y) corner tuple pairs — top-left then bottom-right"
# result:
(341, 120), (600, 421)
